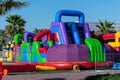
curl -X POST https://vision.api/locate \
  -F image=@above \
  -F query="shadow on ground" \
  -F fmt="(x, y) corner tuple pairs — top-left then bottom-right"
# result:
(41, 78), (66, 80)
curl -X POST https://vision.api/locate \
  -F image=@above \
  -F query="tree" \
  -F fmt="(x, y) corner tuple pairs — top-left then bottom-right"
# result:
(5, 14), (26, 40)
(0, 0), (28, 15)
(33, 28), (43, 34)
(0, 0), (28, 50)
(0, 29), (7, 50)
(96, 20), (116, 34)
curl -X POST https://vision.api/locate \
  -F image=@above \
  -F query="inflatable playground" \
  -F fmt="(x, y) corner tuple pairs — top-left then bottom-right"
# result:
(0, 10), (120, 77)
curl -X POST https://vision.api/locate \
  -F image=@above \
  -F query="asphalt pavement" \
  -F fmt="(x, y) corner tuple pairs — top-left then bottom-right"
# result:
(2, 70), (120, 80)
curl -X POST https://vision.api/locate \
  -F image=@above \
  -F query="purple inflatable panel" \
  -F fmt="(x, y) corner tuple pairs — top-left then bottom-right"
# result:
(104, 44), (115, 53)
(114, 53), (120, 62)
(47, 44), (89, 62)
(83, 23), (91, 38)
(29, 46), (32, 53)
(50, 22), (68, 44)
(24, 32), (36, 43)
(104, 44), (115, 61)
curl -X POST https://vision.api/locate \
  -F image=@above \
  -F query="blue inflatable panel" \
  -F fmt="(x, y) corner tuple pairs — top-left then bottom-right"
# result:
(32, 54), (40, 62)
(112, 63), (120, 70)
(22, 52), (29, 62)
(40, 53), (46, 58)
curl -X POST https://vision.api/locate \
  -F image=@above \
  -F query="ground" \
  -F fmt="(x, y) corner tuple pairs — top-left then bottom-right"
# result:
(2, 70), (120, 80)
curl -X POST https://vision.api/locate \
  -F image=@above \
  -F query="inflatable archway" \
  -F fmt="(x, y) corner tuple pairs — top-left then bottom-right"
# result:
(33, 30), (52, 41)
(14, 34), (24, 44)
(33, 29), (53, 47)
(55, 10), (85, 23)
(24, 32), (36, 43)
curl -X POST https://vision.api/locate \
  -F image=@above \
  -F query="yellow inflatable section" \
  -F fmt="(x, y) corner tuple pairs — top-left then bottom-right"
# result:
(108, 32), (120, 48)
(0, 44), (14, 62)
(6, 51), (13, 62)
(36, 65), (56, 71)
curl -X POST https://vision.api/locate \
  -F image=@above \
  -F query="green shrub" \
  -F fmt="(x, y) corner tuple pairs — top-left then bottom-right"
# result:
(85, 74), (120, 80)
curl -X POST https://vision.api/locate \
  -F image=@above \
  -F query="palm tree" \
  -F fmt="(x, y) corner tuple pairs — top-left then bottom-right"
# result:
(6, 14), (26, 33)
(5, 24), (17, 38)
(5, 14), (26, 40)
(0, 0), (28, 50)
(0, 29), (7, 50)
(0, 29), (6, 43)
(33, 28), (43, 34)
(0, 0), (28, 15)
(96, 20), (116, 34)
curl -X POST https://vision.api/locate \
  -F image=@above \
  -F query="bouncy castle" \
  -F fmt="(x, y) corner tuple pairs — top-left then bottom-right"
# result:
(1, 10), (117, 71)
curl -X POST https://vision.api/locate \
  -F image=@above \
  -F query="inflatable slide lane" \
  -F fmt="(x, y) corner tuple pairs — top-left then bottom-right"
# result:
(50, 10), (91, 45)
(85, 38), (106, 62)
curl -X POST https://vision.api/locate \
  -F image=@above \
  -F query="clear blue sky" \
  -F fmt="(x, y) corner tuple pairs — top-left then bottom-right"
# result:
(0, 0), (120, 32)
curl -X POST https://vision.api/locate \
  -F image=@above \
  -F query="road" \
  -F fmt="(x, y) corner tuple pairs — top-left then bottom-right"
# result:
(2, 70), (120, 80)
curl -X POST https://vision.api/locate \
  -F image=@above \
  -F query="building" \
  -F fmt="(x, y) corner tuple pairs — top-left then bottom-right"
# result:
(88, 22), (120, 32)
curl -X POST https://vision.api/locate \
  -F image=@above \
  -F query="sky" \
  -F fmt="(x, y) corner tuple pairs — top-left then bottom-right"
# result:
(0, 0), (120, 32)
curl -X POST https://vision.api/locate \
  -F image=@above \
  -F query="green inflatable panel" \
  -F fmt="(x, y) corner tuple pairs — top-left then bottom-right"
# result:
(21, 42), (32, 62)
(94, 39), (106, 62)
(17, 48), (22, 61)
(32, 41), (46, 62)
(14, 34), (24, 44)
(85, 38), (95, 62)
(91, 38), (100, 62)
(32, 42), (41, 62)
(85, 38), (106, 62)
(47, 40), (53, 47)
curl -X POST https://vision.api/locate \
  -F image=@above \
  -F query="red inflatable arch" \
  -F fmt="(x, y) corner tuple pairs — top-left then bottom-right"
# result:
(33, 29), (52, 41)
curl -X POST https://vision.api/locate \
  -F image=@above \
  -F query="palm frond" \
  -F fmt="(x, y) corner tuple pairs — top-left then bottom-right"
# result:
(0, 0), (28, 15)
(96, 20), (116, 34)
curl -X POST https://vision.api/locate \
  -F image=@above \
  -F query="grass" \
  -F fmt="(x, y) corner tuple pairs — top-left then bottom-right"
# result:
(85, 74), (120, 80)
